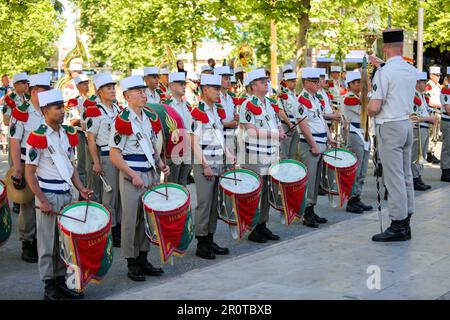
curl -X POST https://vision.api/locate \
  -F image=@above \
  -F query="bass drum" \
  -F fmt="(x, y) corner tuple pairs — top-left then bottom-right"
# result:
(146, 103), (186, 160)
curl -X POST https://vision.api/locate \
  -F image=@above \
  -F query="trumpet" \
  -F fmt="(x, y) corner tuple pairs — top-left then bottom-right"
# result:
(410, 113), (428, 165)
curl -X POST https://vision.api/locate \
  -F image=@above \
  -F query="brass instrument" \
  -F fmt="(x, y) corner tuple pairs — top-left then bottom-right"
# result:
(235, 44), (255, 71)
(157, 45), (177, 71)
(360, 32), (379, 142)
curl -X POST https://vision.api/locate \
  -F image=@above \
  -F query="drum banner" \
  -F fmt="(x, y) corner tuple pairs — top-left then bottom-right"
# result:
(232, 191), (260, 240)
(278, 182), (307, 225)
(59, 202), (113, 292)
(0, 199), (11, 247)
(145, 185), (194, 264)
(335, 166), (357, 207)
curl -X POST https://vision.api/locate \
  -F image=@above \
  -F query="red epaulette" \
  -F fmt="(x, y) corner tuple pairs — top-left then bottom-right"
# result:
(298, 95), (313, 109)
(343, 96), (360, 106)
(27, 124), (48, 149)
(191, 102), (209, 124)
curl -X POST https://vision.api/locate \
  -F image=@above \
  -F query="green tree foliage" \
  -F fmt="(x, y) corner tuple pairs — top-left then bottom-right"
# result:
(0, 0), (64, 74)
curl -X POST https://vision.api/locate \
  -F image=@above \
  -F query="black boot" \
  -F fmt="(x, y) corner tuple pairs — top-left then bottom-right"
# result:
(208, 233), (229, 255)
(195, 236), (216, 259)
(302, 206), (319, 228)
(318, 185), (326, 196)
(127, 258), (146, 281)
(248, 225), (267, 243)
(311, 206), (327, 224)
(384, 188), (388, 200)
(418, 176), (431, 190)
(111, 225), (121, 248)
(413, 177), (428, 191)
(372, 219), (409, 242)
(188, 173), (195, 184)
(346, 197), (364, 214)
(43, 279), (63, 300)
(430, 153), (440, 164)
(441, 169), (450, 182)
(137, 251), (164, 276)
(405, 214), (412, 240)
(258, 223), (280, 241)
(354, 195), (373, 211)
(426, 152), (433, 163)
(55, 276), (84, 299)
(21, 241), (38, 263)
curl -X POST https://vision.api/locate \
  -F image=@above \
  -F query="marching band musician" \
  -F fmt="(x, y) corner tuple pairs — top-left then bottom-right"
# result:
(440, 67), (450, 182)
(85, 73), (122, 247)
(328, 66), (346, 107)
(214, 66), (239, 158)
(341, 71), (373, 213)
(65, 74), (90, 188)
(2, 72), (30, 128)
(298, 68), (337, 228)
(9, 72), (51, 263)
(368, 29), (417, 242)
(191, 74), (234, 259)
(411, 71), (437, 190)
(25, 89), (92, 300)
(425, 66), (442, 164)
(158, 67), (171, 100)
(109, 75), (169, 281)
(143, 66), (162, 104)
(278, 71), (300, 160)
(239, 68), (285, 243)
(164, 72), (193, 186)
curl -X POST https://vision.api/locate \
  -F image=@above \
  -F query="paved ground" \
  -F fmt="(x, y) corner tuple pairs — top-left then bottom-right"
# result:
(1, 148), (449, 300)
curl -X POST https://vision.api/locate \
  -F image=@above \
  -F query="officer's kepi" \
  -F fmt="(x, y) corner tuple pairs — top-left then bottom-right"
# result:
(120, 75), (147, 92)
(38, 89), (64, 108)
(200, 74), (221, 87)
(382, 29), (404, 43)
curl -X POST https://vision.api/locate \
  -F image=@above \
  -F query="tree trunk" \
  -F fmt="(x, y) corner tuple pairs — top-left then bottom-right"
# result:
(192, 40), (198, 70)
(270, 19), (278, 90)
(295, 0), (311, 72)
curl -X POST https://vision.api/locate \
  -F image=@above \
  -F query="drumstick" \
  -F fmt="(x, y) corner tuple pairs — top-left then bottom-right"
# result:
(164, 175), (169, 201)
(284, 116), (307, 134)
(233, 164), (237, 186)
(219, 175), (242, 182)
(319, 152), (343, 160)
(124, 176), (167, 197)
(83, 197), (90, 223)
(35, 206), (85, 223)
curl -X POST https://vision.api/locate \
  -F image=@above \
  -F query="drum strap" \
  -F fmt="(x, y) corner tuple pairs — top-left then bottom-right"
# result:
(46, 130), (74, 186)
(349, 123), (370, 151)
(130, 115), (156, 171)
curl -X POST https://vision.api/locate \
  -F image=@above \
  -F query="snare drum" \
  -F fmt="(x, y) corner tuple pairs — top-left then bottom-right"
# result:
(269, 160), (308, 225)
(219, 168), (261, 240)
(322, 148), (358, 208)
(143, 183), (193, 263)
(0, 180), (12, 247)
(58, 201), (113, 292)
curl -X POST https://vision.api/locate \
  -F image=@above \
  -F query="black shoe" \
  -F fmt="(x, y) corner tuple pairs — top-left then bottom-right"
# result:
(354, 196), (373, 211)
(417, 176), (431, 190)
(195, 236), (216, 259)
(43, 279), (63, 300)
(405, 213), (412, 240)
(441, 169), (450, 182)
(318, 186), (326, 196)
(137, 252), (164, 276)
(372, 219), (409, 242)
(111, 225), (121, 248)
(207, 234), (229, 255)
(430, 154), (440, 164)
(258, 224), (280, 241)
(55, 276), (85, 299)
(346, 197), (364, 214)
(384, 188), (388, 200)
(21, 241), (38, 263)
(127, 258), (146, 281)
(302, 207), (319, 228)
(248, 229), (268, 243)
(426, 152), (433, 163)
(413, 178), (428, 191)
(12, 203), (20, 214)
(188, 174), (195, 184)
